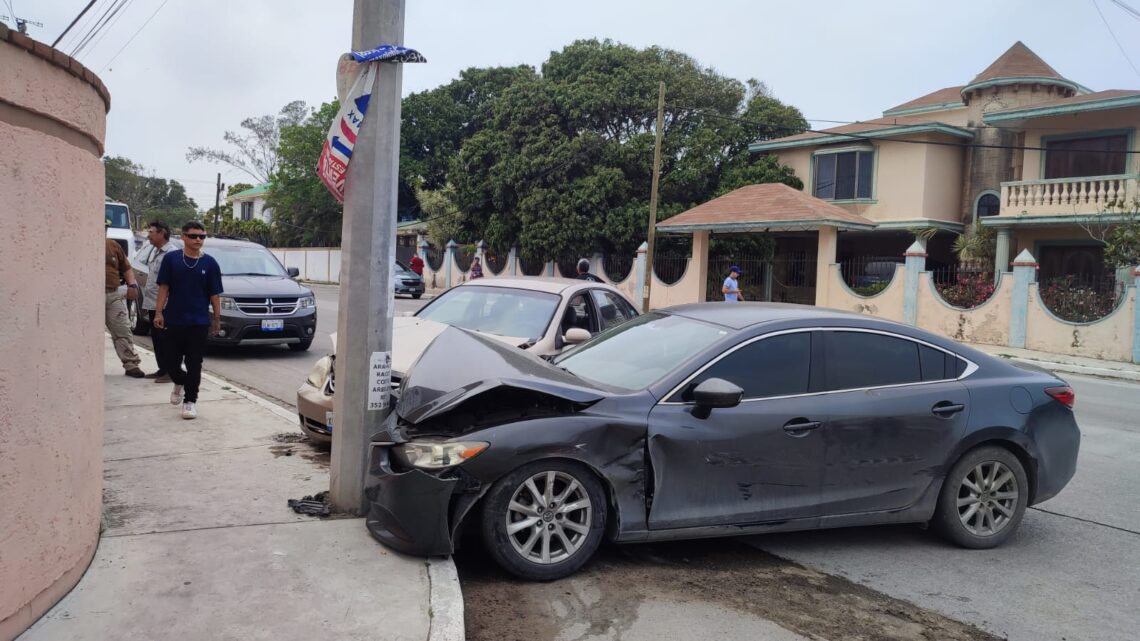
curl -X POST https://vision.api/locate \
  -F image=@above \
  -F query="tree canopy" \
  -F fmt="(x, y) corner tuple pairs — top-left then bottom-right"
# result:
(104, 156), (199, 230)
(187, 100), (308, 184)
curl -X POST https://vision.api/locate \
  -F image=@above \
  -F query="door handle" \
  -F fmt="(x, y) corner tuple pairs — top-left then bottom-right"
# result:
(783, 418), (822, 434)
(931, 402), (966, 417)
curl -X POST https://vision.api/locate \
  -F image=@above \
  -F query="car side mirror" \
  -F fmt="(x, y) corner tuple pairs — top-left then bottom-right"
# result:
(691, 378), (743, 419)
(287, 267), (300, 278)
(563, 327), (591, 345)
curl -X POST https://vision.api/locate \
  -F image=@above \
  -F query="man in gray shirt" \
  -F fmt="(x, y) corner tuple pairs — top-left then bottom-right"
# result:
(142, 220), (177, 382)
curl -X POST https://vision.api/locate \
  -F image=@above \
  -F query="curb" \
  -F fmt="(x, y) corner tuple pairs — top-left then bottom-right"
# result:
(998, 355), (1140, 384)
(427, 559), (465, 641)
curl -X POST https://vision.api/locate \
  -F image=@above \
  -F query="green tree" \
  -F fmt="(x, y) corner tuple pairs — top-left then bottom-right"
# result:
(268, 101), (343, 247)
(103, 156), (199, 230)
(188, 101), (308, 183)
(449, 39), (807, 259)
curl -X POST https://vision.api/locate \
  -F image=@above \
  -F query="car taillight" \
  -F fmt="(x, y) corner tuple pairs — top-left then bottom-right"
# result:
(1045, 386), (1075, 409)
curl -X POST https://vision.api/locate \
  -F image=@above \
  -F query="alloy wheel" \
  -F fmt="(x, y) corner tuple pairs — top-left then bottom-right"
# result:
(505, 470), (592, 565)
(956, 461), (1019, 536)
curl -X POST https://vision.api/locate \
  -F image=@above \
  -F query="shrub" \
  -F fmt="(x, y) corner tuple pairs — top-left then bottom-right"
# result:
(852, 282), (888, 297)
(935, 272), (995, 309)
(1039, 276), (1120, 323)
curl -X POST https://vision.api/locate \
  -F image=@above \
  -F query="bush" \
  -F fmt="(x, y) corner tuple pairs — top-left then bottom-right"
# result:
(1039, 276), (1120, 323)
(852, 282), (888, 297)
(935, 272), (995, 309)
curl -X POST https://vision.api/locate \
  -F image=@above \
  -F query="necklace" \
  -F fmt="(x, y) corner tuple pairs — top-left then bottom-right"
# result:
(182, 252), (201, 269)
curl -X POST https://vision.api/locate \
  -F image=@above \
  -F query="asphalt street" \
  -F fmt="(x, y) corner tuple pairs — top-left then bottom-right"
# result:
(136, 285), (1139, 641)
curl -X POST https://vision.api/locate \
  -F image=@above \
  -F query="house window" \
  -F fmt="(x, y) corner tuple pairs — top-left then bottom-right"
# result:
(813, 150), (874, 200)
(1044, 134), (1127, 179)
(975, 192), (1000, 218)
(240, 201), (254, 221)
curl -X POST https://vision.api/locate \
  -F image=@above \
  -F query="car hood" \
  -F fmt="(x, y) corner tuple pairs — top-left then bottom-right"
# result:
(394, 326), (605, 427)
(332, 317), (529, 376)
(221, 275), (311, 297)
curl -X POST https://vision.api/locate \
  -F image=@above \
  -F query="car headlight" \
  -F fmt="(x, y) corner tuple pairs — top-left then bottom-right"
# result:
(306, 355), (333, 388)
(299, 295), (316, 308)
(220, 296), (237, 311)
(394, 440), (489, 469)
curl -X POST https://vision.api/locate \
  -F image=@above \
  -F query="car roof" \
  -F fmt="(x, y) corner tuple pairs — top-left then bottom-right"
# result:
(663, 302), (905, 330)
(457, 277), (617, 295)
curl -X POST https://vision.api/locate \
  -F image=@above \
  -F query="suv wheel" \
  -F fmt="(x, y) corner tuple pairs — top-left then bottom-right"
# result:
(289, 339), (313, 352)
(128, 299), (150, 336)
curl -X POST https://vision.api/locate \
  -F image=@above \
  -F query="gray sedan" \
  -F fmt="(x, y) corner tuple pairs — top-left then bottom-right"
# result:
(363, 303), (1080, 581)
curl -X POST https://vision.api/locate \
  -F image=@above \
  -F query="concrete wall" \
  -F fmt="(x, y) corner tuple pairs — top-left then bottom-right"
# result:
(915, 273), (1014, 347)
(1025, 283), (1135, 361)
(824, 263), (907, 322)
(0, 26), (109, 641)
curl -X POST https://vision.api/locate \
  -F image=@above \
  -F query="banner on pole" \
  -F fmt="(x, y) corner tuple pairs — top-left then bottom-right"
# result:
(317, 45), (425, 203)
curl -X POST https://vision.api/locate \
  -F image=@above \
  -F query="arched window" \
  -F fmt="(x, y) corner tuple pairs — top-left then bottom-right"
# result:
(975, 192), (1000, 219)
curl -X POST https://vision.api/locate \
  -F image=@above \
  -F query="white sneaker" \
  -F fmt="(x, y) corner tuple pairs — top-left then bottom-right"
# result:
(170, 384), (184, 406)
(181, 402), (197, 420)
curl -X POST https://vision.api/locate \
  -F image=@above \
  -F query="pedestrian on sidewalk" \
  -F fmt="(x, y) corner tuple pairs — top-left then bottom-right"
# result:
(575, 258), (603, 282)
(105, 229), (146, 378)
(153, 221), (223, 420)
(722, 265), (743, 302)
(142, 220), (177, 383)
(409, 254), (424, 275)
(469, 256), (484, 279)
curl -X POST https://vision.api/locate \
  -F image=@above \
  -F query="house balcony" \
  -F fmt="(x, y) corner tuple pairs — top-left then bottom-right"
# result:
(1000, 174), (1139, 217)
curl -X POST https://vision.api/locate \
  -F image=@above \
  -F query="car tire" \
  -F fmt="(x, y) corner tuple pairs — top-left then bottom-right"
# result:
(128, 299), (150, 336)
(289, 339), (313, 352)
(933, 445), (1028, 549)
(412, 293), (422, 299)
(481, 459), (606, 581)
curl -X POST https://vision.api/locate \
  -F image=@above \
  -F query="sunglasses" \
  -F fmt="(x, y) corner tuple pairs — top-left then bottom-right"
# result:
(184, 233), (207, 240)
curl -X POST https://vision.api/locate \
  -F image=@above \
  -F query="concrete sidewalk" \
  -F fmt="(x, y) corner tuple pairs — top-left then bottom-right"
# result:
(19, 338), (463, 641)
(967, 342), (1140, 383)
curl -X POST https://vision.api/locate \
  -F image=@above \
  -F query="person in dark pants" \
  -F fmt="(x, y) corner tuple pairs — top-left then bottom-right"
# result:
(153, 221), (223, 420)
(141, 220), (177, 382)
(575, 258), (603, 282)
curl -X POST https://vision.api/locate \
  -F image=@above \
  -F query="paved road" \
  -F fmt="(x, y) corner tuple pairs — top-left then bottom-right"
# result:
(132, 284), (427, 408)
(164, 289), (1139, 640)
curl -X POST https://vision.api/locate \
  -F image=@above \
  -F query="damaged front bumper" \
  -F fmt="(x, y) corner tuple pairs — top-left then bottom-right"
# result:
(364, 440), (466, 557)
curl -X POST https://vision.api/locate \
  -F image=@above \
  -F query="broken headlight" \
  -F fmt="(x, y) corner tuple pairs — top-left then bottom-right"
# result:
(306, 355), (333, 388)
(393, 440), (488, 470)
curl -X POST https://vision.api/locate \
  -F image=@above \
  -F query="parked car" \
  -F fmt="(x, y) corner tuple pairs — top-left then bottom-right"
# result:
(362, 303), (1080, 581)
(394, 260), (425, 298)
(129, 237), (318, 351)
(297, 278), (640, 443)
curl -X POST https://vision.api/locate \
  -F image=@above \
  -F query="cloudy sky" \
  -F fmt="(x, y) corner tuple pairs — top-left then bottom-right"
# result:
(22, 0), (1140, 208)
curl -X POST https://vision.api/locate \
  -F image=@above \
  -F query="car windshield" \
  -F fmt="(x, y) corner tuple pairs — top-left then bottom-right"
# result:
(552, 312), (728, 391)
(415, 286), (559, 340)
(105, 204), (130, 228)
(206, 244), (288, 277)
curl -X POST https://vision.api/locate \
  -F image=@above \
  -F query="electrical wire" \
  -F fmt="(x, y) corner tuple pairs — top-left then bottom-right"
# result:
(99, 0), (170, 72)
(70, 0), (129, 57)
(1092, 0), (1140, 78)
(52, 0), (98, 48)
(82, 0), (138, 62)
(1109, 0), (1140, 21)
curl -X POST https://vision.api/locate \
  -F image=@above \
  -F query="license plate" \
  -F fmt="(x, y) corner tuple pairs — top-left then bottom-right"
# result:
(261, 319), (284, 331)
(325, 411), (334, 430)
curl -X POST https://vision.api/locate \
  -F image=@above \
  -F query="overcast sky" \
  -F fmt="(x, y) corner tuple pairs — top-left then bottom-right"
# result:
(22, 0), (1140, 208)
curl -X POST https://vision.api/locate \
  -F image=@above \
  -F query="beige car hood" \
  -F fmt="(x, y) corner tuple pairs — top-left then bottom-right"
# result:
(330, 318), (528, 374)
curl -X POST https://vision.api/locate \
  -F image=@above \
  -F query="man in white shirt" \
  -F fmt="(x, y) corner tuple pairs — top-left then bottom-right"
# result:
(142, 221), (177, 382)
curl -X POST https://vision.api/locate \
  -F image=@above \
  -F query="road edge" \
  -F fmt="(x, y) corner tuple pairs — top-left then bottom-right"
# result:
(427, 558), (465, 641)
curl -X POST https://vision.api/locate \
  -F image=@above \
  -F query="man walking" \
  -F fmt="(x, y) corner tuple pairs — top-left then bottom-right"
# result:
(575, 258), (603, 282)
(722, 265), (743, 302)
(105, 229), (145, 378)
(141, 221), (177, 382)
(154, 221), (223, 420)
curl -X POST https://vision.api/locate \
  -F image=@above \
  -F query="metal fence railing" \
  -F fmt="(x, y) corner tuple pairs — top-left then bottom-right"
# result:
(425, 245), (443, 271)
(839, 256), (902, 296)
(454, 244), (476, 273)
(931, 265), (996, 309)
(653, 253), (689, 285)
(604, 253), (635, 282)
(1039, 273), (1126, 322)
(519, 255), (546, 276)
(706, 253), (816, 304)
(484, 247), (509, 275)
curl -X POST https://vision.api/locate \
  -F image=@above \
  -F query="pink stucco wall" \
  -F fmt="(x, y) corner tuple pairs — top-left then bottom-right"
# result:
(0, 27), (108, 641)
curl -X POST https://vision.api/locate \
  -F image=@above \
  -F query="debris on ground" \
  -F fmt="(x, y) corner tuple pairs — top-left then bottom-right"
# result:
(287, 491), (331, 517)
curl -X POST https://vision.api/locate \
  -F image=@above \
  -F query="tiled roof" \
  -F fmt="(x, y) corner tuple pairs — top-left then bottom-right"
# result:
(657, 184), (875, 231)
(883, 86), (965, 115)
(228, 183), (271, 200)
(751, 118), (973, 151)
(771, 117), (926, 143)
(969, 41), (1065, 84)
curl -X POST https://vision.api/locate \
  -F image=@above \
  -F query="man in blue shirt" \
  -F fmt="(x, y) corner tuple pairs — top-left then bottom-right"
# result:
(722, 265), (743, 302)
(153, 221), (223, 420)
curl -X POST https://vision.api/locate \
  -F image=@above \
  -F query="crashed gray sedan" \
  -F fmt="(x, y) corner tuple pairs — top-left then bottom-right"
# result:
(364, 303), (1080, 581)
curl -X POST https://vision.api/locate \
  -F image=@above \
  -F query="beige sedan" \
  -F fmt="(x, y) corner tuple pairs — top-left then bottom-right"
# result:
(296, 277), (640, 443)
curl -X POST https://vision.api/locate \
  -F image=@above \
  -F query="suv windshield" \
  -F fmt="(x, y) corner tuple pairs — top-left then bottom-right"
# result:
(207, 244), (288, 277)
(416, 286), (559, 340)
(105, 204), (130, 228)
(553, 312), (728, 391)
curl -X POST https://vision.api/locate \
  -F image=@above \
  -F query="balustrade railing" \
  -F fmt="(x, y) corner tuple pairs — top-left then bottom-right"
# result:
(1001, 174), (1137, 213)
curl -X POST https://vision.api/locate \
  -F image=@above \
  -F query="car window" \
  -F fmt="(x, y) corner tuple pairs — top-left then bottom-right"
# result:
(207, 245), (289, 277)
(561, 293), (595, 335)
(822, 331), (923, 391)
(416, 286), (560, 340)
(590, 289), (637, 331)
(673, 332), (811, 402)
(919, 345), (968, 380)
(553, 312), (729, 391)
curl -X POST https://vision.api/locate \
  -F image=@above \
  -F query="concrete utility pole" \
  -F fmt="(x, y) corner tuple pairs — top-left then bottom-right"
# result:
(330, 0), (404, 513)
(642, 81), (665, 313)
(212, 173), (224, 233)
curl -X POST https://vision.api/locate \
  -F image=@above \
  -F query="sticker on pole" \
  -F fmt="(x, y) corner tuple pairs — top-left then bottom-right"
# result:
(367, 351), (392, 411)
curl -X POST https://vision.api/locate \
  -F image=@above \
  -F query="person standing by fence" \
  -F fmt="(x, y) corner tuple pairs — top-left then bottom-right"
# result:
(105, 230), (146, 378)
(722, 265), (743, 302)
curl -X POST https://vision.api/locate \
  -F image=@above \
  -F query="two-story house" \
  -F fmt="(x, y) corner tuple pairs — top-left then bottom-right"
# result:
(659, 42), (1137, 304)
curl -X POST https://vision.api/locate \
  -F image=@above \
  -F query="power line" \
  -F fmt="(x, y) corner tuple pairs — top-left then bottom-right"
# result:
(1092, 0), (1140, 78)
(70, 0), (128, 57)
(99, 0), (170, 72)
(51, 0), (98, 47)
(1109, 0), (1140, 20)
(83, 0), (138, 62)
